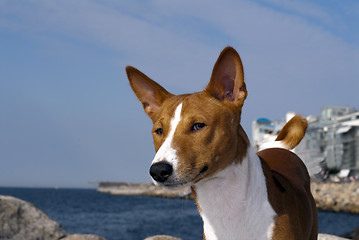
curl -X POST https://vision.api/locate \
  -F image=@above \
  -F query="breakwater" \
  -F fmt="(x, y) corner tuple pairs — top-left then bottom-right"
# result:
(97, 182), (192, 199)
(311, 181), (359, 213)
(98, 181), (359, 213)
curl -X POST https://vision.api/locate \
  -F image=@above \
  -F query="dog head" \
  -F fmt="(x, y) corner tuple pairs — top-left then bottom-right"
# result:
(126, 47), (249, 188)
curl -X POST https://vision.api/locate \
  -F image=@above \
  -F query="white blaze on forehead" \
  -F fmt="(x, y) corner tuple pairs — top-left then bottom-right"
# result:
(152, 103), (183, 167)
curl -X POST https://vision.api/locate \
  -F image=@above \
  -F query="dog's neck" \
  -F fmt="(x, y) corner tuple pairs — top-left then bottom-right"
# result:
(193, 146), (276, 240)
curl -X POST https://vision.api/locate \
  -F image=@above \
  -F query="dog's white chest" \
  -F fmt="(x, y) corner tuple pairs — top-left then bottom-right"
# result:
(194, 148), (276, 240)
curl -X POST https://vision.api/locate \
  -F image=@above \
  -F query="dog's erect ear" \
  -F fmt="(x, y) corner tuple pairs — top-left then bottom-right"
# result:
(126, 66), (173, 119)
(205, 47), (247, 107)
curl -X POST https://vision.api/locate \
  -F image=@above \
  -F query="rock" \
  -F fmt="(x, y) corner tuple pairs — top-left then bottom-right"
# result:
(311, 181), (359, 213)
(62, 234), (107, 240)
(318, 233), (349, 239)
(342, 226), (359, 240)
(0, 195), (67, 240)
(352, 226), (359, 240)
(0, 195), (107, 240)
(144, 235), (182, 240)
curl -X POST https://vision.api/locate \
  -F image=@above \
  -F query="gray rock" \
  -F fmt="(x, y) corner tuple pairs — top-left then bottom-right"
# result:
(62, 234), (107, 240)
(342, 225), (359, 240)
(144, 235), (182, 240)
(0, 195), (107, 240)
(0, 195), (67, 240)
(318, 234), (349, 240)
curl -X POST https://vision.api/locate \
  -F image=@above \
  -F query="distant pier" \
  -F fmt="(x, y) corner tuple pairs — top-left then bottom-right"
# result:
(97, 182), (192, 199)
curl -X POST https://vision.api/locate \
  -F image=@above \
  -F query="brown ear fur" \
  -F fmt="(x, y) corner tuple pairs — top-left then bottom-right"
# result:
(126, 66), (173, 119)
(205, 47), (247, 107)
(275, 115), (308, 149)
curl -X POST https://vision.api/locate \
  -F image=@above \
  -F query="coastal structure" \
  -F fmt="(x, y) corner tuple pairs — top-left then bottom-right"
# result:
(252, 106), (359, 179)
(97, 181), (192, 198)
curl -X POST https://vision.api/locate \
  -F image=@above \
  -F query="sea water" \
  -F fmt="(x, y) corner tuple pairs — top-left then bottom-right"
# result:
(0, 187), (358, 240)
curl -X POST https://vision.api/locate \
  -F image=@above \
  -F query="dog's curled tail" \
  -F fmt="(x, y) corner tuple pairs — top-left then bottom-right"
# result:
(275, 115), (308, 150)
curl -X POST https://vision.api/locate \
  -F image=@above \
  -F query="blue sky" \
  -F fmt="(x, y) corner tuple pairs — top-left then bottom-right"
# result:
(1, 0), (358, 188)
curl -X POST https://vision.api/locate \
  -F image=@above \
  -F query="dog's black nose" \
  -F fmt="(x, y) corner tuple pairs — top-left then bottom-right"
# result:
(150, 162), (173, 183)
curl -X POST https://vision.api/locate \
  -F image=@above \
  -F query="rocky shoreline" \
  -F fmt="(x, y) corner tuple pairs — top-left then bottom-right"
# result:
(0, 194), (357, 240)
(311, 181), (359, 213)
(98, 181), (359, 213)
(0, 195), (105, 240)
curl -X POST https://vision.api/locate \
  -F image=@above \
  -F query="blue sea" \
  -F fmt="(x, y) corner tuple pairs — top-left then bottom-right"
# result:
(0, 187), (358, 240)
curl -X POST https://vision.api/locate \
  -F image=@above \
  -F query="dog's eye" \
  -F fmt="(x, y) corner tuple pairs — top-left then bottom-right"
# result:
(191, 123), (206, 131)
(154, 128), (163, 135)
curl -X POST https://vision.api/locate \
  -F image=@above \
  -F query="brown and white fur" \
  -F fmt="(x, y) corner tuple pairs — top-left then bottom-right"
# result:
(126, 47), (318, 240)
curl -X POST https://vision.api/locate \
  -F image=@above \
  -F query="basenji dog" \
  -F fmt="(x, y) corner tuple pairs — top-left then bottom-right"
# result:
(126, 47), (318, 240)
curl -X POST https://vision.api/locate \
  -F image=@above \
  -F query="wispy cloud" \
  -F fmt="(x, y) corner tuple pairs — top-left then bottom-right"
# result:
(260, 0), (333, 22)
(1, 0), (358, 116)
(1, 0), (358, 186)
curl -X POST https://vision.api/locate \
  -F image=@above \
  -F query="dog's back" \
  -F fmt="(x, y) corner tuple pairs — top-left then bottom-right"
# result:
(257, 116), (318, 240)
